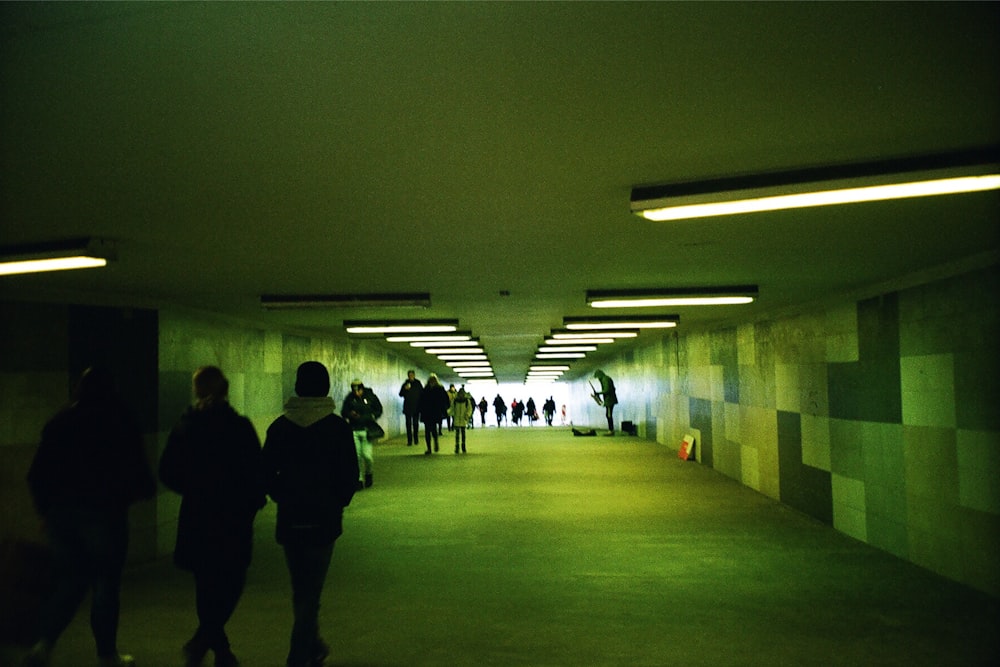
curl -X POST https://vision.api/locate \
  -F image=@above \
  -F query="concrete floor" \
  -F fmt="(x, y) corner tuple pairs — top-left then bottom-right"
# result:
(4, 426), (998, 667)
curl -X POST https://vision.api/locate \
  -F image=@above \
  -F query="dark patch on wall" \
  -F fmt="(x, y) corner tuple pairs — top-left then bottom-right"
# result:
(68, 305), (158, 432)
(712, 327), (739, 404)
(281, 335), (313, 399)
(828, 294), (901, 423)
(777, 410), (833, 524)
(159, 370), (194, 431)
(689, 397), (713, 467)
(0, 301), (69, 372)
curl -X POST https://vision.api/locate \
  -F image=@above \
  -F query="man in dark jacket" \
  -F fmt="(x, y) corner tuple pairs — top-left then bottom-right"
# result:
(262, 361), (358, 667)
(398, 370), (423, 445)
(342, 379), (383, 489)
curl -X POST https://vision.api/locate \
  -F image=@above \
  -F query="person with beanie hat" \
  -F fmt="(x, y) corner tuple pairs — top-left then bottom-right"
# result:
(262, 361), (359, 667)
(341, 379), (383, 489)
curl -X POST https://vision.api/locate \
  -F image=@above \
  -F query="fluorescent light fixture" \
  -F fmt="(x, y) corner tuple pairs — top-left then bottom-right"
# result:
(535, 352), (586, 359)
(0, 237), (115, 276)
(438, 354), (488, 361)
(545, 338), (615, 345)
(535, 346), (596, 353)
(387, 333), (472, 343)
(550, 330), (639, 340)
(425, 347), (484, 355)
(456, 371), (495, 377)
(345, 319), (458, 334)
(564, 316), (679, 330)
(409, 340), (479, 347)
(447, 361), (492, 368)
(262, 292), (429, 309)
(587, 286), (758, 308)
(530, 365), (570, 372)
(631, 148), (1000, 222)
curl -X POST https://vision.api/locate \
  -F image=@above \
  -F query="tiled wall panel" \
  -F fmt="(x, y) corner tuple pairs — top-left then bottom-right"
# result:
(572, 264), (999, 595)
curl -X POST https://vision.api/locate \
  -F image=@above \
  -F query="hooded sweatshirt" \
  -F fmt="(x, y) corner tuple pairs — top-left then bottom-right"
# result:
(262, 396), (359, 546)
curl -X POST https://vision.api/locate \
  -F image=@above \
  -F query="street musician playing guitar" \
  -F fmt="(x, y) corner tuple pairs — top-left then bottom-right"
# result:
(591, 370), (618, 436)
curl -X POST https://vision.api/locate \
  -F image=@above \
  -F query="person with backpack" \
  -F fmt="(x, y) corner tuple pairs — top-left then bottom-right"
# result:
(262, 362), (359, 667)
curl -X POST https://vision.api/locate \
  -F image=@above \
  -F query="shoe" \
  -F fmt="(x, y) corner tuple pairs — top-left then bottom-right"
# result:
(183, 637), (209, 667)
(454, 446), (459, 453)
(355, 480), (365, 491)
(22, 642), (52, 667)
(603, 431), (616, 437)
(214, 649), (240, 667)
(425, 449), (431, 455)
(98, 655), (135, 667)
(434, 443), (439, 452)
(364, 473), (373, 488)
(312, 640), (330, 666)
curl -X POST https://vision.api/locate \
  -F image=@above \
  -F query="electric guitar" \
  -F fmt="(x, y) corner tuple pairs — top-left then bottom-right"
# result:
(589, 380), (604, 406)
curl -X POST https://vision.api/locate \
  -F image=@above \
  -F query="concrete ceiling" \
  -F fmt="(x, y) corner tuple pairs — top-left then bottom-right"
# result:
(2, 2), (998, 382)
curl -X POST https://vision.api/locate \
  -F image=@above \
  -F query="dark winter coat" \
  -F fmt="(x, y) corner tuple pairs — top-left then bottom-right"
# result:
(398, 378), (423, 416)
(160, 403), (266, 572)
(28, 399), (156, 516)
(342, 387), (383, 432)
(262, 396), (358, 547)
(419, 383), (450, 425)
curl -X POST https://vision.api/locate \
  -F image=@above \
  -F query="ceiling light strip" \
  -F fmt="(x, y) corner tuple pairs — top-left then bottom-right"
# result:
(631, 149), (1000, 222)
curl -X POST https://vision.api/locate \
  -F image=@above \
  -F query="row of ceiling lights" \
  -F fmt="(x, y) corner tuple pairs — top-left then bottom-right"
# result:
(336, 286), (758, 385)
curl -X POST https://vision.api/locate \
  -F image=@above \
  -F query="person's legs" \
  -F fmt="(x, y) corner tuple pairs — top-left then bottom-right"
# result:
(86, 513), (129, 660)
(283, 543), (334, 667)
(190, 565), (246, 663)
(605, 405), (615, 433)
(360, 434), (374, 486)
(352, 430), (366, 487)
(424, 423), (432, 453)
(405, 412), (418, 445)
(34, 508), (92, 657)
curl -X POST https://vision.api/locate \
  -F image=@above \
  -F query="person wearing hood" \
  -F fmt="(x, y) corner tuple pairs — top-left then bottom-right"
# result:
(341, 379), (383, 489)
(262, 361), (358, 667)
(159, 366), (266, 667)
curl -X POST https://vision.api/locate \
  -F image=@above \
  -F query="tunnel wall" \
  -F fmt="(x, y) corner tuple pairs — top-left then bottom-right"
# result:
(572, 263), (999, 596)
(0, 303), (425, 565)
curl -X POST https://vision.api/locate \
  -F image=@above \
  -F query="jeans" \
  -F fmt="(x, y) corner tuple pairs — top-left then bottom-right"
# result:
(404, 412), (420, 444)
(39, 506), (129, 658)
(283, 542), (334, 666)
(353, 430), (373, 482)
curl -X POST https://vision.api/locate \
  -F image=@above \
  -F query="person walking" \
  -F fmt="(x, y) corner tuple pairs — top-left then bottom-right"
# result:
(451, 385), (473, 453)
(493, 394), (506, 427)
(526, 397), (537, 426)
(418, 374), (449, 454)
(262, 361), (359, 667)
(398, 370), (423, 446)
(445, 384), (458, 431)
(478, 396), (488, 427)
(159, 366), (266, 667)
(543, 396), (556, 426)
(24, 367), (156, 667)
(341, 379), (383, 489)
